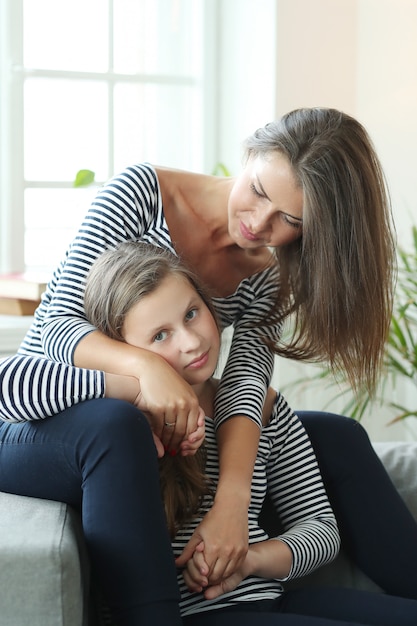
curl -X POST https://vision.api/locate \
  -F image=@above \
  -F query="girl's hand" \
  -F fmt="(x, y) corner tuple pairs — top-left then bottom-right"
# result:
(182, 541), (252, 600)
(180, 407), (206, 456)
(202, 557), (249, 600)
(176, 496), (249, 584)
(180, 541), (209, 592)
(189, 540), (292, 601)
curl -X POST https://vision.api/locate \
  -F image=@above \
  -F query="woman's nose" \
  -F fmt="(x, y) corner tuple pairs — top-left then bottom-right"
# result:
(251, 209), (271, 235)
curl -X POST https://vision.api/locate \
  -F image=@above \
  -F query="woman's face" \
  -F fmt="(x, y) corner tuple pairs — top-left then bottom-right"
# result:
(122, 273), (220, 389)
(227, 152), (303, 249)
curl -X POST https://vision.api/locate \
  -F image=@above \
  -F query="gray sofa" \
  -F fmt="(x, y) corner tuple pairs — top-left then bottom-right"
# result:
(1, 441), (416, 626)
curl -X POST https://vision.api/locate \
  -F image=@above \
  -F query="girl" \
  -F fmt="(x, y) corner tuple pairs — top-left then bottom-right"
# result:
(84, 241), (416, 626)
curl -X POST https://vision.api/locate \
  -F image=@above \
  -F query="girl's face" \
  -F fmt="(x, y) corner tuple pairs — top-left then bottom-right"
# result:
(122, 273), (220, 389)
(227, 152), (303, 249)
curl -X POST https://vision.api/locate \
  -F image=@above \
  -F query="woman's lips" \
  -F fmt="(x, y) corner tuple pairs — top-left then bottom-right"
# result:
(239, 220), (259, 241)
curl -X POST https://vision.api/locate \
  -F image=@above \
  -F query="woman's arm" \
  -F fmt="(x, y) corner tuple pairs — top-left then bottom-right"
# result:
(181, 267), (280, 580)
(75, 330), (201, 448)
(266, 395), (340, 579)
(185, 393), (340, 599)
(0, 354), (106, 422)
(37, 164), (162, 366)
(14, 165), (201, 436)
(176, 416), (259, 579)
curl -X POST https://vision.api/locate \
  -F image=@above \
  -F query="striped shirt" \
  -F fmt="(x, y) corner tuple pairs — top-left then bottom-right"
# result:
(0, 163), (279, 424)
(175, 393), (340, 616)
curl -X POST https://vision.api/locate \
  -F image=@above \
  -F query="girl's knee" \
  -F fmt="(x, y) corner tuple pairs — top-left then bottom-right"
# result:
(298, 410), (370, 447)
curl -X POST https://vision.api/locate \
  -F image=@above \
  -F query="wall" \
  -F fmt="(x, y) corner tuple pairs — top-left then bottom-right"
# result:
(270, 0), (417, 441)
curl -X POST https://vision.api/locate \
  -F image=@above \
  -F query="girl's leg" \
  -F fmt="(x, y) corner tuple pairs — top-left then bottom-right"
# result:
(297, 411), (417, 599)
(183, 588), (417, 626)
(184, 612), (361, 626)
(279, 586), (417, 626)
(0, 398), (182, 626)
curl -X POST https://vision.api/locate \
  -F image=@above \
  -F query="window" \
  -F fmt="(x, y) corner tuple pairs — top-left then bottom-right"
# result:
(0, 0), (215, 275)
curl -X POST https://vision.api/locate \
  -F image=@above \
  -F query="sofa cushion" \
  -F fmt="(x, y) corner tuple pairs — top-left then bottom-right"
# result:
(0, 492), (90, 626)
(373, 441), (417, 519)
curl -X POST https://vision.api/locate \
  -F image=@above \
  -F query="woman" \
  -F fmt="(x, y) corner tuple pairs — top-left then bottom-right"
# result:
(0, 108), (415, 606)
(84, 241), (416, 626)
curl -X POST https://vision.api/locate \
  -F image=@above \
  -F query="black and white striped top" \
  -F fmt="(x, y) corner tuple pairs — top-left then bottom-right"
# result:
(0, 163), (280, 423)
(175, 393), (340, 616)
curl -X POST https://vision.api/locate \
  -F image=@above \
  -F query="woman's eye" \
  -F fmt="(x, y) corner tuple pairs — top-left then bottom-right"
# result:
(250, 182), (264, 198)
(185, 308), (198, 321)
(153, 330), (168, 343)
(282, 214), (303, 230)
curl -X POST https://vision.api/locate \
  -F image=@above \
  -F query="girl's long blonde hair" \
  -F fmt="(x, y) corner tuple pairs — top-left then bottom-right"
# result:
(84, 241), (215, 536)
(245, 108), (396, 393)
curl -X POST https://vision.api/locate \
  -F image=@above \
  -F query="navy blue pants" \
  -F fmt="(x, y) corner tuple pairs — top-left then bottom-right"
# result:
(0, 400), (416, 625)
(0, 399), (182, 626)
(183, 589), (417, 625)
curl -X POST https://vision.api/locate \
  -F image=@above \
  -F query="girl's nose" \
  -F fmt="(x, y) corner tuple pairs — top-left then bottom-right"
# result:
(179, 328), (200, 352)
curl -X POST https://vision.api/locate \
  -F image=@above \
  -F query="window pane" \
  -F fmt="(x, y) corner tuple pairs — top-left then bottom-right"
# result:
(24, 79), (109, 181)
(24, 188), (98, 272)
(23, 0), (109, 72)
(113, 0), (204, 75)
(114, 83), (204, 172)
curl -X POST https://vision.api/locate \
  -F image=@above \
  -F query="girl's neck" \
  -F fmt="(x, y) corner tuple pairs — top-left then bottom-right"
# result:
(193, 378), (218, 418)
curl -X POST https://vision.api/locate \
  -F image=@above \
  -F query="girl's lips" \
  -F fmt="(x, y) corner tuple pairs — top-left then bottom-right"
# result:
(187, 351), (209, 369)
(239, 220), (259, 242)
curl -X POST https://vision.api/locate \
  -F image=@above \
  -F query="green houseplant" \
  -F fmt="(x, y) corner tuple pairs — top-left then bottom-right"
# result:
(284, 225), (417, 424)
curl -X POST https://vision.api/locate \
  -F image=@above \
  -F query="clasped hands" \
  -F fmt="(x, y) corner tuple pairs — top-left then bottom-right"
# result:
(175, 498), (250, 599)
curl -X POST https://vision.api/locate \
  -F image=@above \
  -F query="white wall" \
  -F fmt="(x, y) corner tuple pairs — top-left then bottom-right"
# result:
(216, 0), (417, 441)
(269, 0), (417, 441)
(274, 0), (417, 248)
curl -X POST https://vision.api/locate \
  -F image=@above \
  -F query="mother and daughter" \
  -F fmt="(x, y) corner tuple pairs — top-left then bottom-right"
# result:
(0, 107), (417, 625)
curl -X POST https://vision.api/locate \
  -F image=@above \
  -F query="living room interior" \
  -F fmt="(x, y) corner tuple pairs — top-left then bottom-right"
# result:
(1, 0), (416, 440)
(0, 2), (416, 624)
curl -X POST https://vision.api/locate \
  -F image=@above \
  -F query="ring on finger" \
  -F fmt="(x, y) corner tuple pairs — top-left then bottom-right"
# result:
(164, 421), (176, 428)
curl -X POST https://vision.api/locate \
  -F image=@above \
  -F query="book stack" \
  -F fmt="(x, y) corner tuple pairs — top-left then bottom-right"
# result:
(0, 273), (49, 315)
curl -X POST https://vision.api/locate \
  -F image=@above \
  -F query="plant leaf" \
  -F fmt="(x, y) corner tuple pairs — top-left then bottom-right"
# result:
(74, 169), (95, 187)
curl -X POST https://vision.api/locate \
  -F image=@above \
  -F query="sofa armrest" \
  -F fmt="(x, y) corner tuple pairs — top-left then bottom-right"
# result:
(0, 492), (91, 626)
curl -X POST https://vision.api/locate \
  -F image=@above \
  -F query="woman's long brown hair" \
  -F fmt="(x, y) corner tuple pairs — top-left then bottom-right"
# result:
(245, 108), (396, 394)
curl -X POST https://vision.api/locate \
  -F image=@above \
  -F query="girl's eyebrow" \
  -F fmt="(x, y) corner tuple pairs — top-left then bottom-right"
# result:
(146, 294), (199, 336)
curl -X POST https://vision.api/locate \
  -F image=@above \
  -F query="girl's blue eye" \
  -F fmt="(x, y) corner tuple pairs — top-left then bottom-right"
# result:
(185, 308), (197, 321)
(153, 330), (168, 342)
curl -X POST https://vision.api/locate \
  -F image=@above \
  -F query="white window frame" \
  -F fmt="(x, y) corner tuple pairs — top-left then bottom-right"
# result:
(0, 0), (219, 275)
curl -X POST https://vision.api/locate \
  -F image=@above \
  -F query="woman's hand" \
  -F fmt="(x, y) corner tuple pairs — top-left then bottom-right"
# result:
(177, 416), (260, 581)
(104, 366), (205, 457)
(176, 493), (249, 584)
(131, 351), (202, 451)
(76, 331), (202, 452)
(181, 539), (250, 598)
